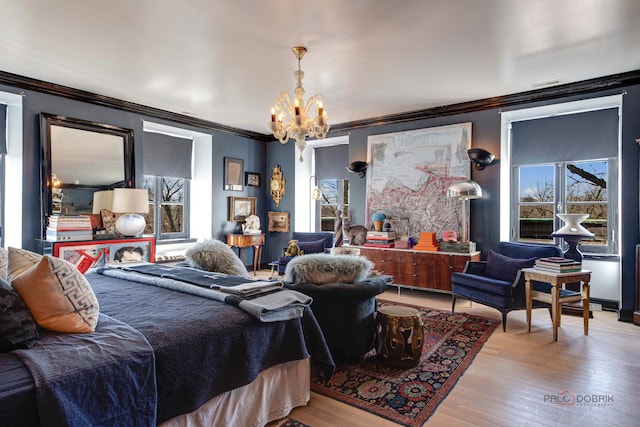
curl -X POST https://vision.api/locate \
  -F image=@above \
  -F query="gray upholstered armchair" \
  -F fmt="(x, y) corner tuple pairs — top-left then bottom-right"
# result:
(451, 242), (561, 332)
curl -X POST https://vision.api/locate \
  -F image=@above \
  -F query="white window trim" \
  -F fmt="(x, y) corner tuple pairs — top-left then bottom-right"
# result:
(294, 135), (349, 232)
(0, 91), (23, 248)
(500, 94), (622, 242)
(143, 121), (211, 242)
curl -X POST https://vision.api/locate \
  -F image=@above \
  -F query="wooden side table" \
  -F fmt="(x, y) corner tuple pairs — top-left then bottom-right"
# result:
(522, 268), (592, 341)
(227, 233), (265, 276)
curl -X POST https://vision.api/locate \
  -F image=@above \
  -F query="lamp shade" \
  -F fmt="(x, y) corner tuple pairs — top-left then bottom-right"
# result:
(92, 190), (114, 214)
(446, 180), (482, 243)
(446, 180), (483, 199)
(111, 188), (149, 214)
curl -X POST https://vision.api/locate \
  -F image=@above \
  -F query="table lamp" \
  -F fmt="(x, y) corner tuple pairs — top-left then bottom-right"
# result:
(446, 180), (482, 242)
(552, 213), (594, 262)
(92, 190), (114, 214)
(111, 188), (149, 236)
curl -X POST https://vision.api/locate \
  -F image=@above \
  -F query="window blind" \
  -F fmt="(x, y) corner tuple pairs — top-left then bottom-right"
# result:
(511, 108), (618, 166)
(315, 144), (349, 180)
(143, 132), (193, 178)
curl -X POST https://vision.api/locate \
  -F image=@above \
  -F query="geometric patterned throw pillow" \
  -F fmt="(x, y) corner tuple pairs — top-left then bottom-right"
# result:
(0, 278), (38, 351)
(8, 247), (43, 282)
(12, 256), (99, 333)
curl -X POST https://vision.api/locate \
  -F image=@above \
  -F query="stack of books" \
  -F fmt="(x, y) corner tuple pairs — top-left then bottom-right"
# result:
(413, 232), (440, 251)
(534, 257), (582, 273)
(363, 231), (396, 248)
(46, 215), (93, 242)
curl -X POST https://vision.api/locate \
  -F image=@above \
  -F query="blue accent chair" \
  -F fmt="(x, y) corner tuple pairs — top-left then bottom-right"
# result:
(276, 232), (334, 275)
(451, 242), (561, 332)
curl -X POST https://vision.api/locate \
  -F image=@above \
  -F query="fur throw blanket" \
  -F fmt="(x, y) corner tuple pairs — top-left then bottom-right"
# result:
(185, 239), (250, 277)
(284, 254), (373, 285)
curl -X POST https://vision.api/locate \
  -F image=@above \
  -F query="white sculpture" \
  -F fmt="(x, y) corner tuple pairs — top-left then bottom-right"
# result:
(242, 215), (261, 234)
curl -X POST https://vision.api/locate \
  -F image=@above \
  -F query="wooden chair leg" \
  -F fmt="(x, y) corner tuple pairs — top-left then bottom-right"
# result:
(451, 295), (457, 313)
(501, 311), (507, 332)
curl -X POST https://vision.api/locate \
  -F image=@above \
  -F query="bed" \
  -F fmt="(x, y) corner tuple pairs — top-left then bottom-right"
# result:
(0, 264), (334, 427)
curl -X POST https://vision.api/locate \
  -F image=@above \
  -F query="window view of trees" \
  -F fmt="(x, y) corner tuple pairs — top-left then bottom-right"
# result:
(518, 160), (609, 250)
(143, 176), (187, 238)
(318, 179), (349, 232)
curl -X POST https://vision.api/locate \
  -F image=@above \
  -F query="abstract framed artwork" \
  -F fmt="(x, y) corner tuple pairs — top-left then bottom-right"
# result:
(229, 196), (256, 221)
(268, 211), (290, 232)
(224, 157), (244, 191)
(366, 122), (472, 239)
(245, 171), (261, 187)
(52, 237), (156, 273)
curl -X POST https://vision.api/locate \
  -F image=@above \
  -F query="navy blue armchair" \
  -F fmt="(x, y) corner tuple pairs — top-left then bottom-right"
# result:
(276, 232), (334, 274)
(451, 242), (561, 332)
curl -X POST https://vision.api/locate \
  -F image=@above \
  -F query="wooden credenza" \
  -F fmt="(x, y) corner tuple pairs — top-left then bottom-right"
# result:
(358, 246), (480, 292)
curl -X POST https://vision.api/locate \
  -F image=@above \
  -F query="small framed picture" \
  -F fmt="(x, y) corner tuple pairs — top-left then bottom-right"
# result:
(268, 211), (290, 232)
(245, 172), (261, 187)
(224, 157), (244, 191)
(229, 196), (256, 221)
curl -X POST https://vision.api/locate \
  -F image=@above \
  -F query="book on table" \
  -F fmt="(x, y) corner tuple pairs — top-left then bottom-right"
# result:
(533, 265), (582, 273)
(537, 257), (580, 264)
(534, 258), (582, 273)
(367, 231), (397, 239)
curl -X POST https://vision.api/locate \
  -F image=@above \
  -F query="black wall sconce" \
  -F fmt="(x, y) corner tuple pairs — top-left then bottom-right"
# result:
(346, 161), (368, 178)
(467, 148), (495, 171)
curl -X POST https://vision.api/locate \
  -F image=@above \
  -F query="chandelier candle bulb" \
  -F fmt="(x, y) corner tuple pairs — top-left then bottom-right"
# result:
(271, 108), (276, 122)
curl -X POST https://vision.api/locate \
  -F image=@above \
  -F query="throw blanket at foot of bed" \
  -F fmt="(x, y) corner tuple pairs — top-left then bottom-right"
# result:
(87, 271), (334, 423)
(96, 264), (312, 322)
(12, 313), (156, 427)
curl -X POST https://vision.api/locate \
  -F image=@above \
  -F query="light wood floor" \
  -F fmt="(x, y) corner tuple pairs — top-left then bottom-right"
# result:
(260, 270), (640, 427)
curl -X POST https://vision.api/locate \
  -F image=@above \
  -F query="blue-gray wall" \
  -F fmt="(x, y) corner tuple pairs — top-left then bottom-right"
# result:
(0, 83), (268, 258)
(265, 84), (640, 321)
(3, 76), (639, 321)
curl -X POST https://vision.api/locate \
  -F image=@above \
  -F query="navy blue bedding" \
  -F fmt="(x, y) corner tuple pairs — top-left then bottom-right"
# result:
(0, 353), (38, 426)
(12, 313), (156, 427)
(87, 271), (333, 423)
(1, 270), (334, 426)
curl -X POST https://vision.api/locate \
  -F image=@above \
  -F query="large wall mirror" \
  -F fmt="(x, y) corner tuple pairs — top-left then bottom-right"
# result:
(40, 113), (135, 234)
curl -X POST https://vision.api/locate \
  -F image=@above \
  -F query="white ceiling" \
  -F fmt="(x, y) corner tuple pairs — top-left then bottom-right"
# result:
(1, 0), (639, 135)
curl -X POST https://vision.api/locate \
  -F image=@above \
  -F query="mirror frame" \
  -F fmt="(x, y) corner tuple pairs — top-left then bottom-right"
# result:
(40, 113), (135, 235)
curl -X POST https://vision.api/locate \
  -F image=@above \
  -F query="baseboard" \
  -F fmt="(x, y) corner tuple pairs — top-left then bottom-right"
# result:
(633, 311), (640, 326)
(590, 297), (618, 312)
(617, 308), (634, 323)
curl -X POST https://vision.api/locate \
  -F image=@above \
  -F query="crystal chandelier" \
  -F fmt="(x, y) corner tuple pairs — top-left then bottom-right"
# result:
(268, 46), (330, 162)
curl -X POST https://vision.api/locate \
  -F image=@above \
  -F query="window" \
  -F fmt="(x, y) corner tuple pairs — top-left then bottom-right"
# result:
(515, 158), (616, 254)
(507, 100), (620, 256)
(143, 175), (190, 240)
(317, 178), (349, 232)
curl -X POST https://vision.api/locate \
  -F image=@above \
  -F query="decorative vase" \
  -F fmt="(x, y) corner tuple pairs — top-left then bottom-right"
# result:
(371, 213), (386, 231)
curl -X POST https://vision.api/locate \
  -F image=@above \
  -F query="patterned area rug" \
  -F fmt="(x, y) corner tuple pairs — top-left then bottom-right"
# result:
(311, 300), (499, 427)
(275, 417), (311, 427)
